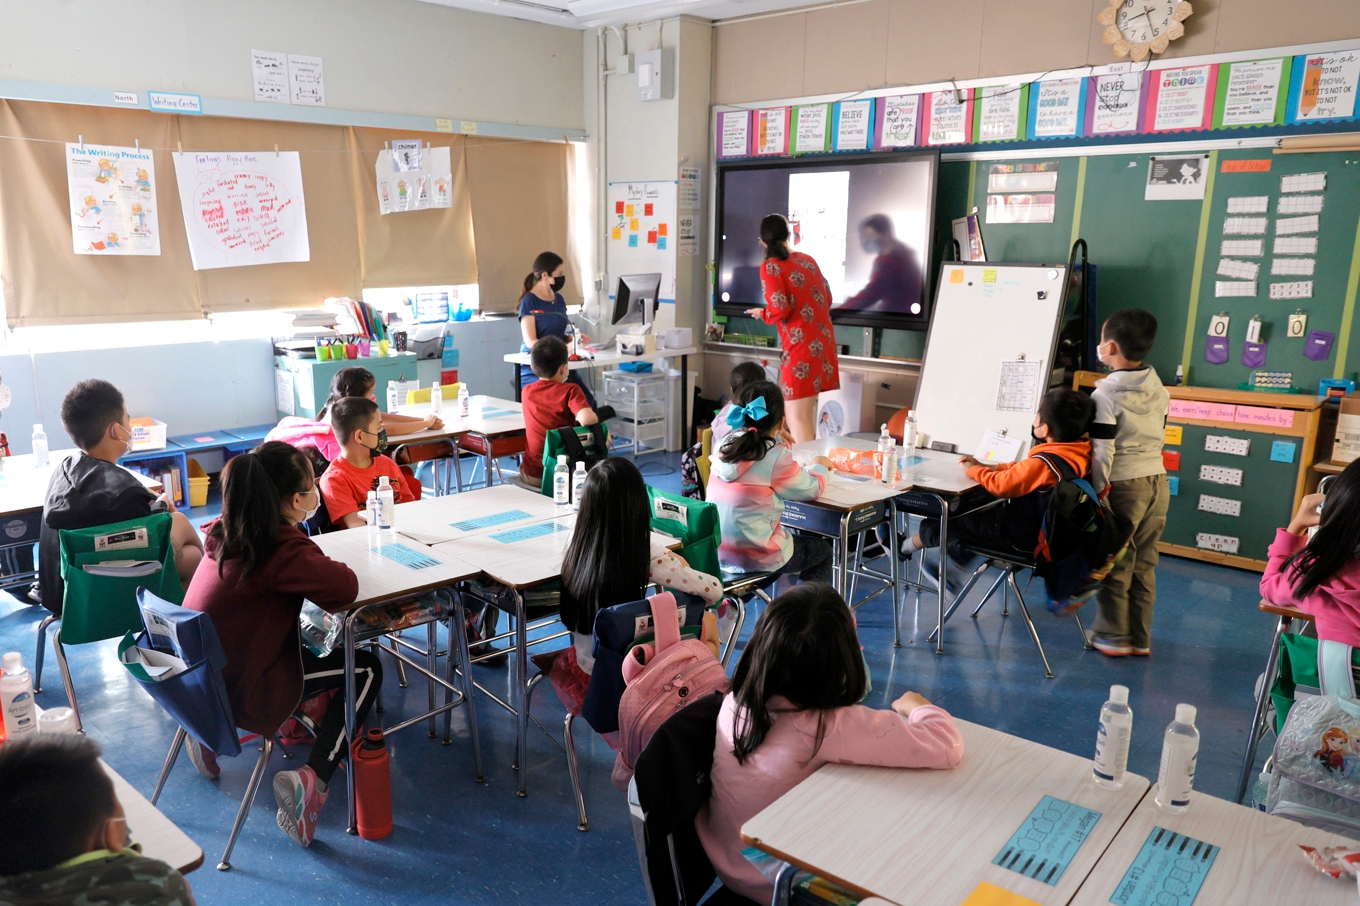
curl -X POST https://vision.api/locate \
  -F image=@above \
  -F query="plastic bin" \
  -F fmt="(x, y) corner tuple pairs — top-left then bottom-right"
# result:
(604, 370), (666, 402)
(129, 418), (168, 452)
(609, 395), (666, 422)
(611, 417), (666, 447)
(187, 458), (209, 508)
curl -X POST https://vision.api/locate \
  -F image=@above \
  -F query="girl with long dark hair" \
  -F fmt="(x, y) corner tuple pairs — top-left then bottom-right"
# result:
(696, 583), (963, 903)
(518, 251), (597, 406)
(1262, 459), (1360, 645)
(183, 441), (382, 849)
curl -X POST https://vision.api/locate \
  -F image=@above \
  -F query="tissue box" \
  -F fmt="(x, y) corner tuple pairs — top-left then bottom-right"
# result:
(662, 327), (692, 349)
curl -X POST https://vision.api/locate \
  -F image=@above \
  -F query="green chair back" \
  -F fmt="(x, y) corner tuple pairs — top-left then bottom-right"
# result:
(1270, 630), (1360, 733)
(647, 486), (721, 583)
(539, 424), (612, 497)
(59, 513), (183, 645)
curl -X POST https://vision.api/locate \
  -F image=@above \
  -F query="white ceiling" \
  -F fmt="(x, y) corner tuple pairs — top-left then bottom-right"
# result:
(419, 0), (832, 30)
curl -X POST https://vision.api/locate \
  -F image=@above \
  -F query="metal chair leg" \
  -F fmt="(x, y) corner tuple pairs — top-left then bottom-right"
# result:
(370, 641), (386, 714)
(565, 712), (589, 832)
(218, 739), (272, 871)
(151, 727), (188, 805)
(926, 559), (992, 645)
(51, 628), (82, 731)
(427, 621), (438, 738)
(1074, 611), (1093, 649)
(970, 568), (1008, 619)
(1008, 570), (1054, 679)
(34, 614), (56, 693)
(721, 595), (748, 669)
(772, 860), (799, 906)
(1236, 615), (1289, 803)
(448, 601), (485, 782)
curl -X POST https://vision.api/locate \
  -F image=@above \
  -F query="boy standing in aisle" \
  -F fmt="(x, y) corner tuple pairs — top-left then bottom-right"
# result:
(1089, 309), (1171, 657)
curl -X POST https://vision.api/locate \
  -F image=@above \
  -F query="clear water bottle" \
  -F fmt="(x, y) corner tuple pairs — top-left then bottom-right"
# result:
(366, 491), (381, 545)
(31, 424), (49, 468)
(377, 476), (396, 538)
(386, 381), (399, 413)
(430, 381), (443, 415)
(571, 461), (587, 511)
(1155, 704), (1199, 814)
(1093, 684), (1132, 789)
(1249, 767), (1271, 811)
(553, 455), (570, 506)
(0, 652), (37, 737)
(458, 383), (470, 420)
(878, 423), (891, 456)
(904, 412), (918, 451)
(880, 440), (897, 484)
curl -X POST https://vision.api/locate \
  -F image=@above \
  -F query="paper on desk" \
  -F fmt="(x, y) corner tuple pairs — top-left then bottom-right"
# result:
(975, 431), (1023, 464)
(959, 882), (1040, 906)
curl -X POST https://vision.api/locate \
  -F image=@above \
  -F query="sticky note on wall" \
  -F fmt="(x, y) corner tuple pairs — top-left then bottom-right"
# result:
(1271, 440), (1297, 463)
(1164, 426), (1183, 445)
(1163, 450), (1181, 471)
(1168, 476), (1179, 496)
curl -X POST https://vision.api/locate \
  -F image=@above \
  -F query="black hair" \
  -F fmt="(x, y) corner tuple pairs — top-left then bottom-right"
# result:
(330, 396), (380, 446)
(729, 361), (765, 399)
(318, 366), (375, 420)
(559, 459), (652, 635)
(760, 214), (791, 261)
(531, 335), (570, 379)
(1038, 388), (1094, 444)
(730, 583), (867, 764)
(719, 381), (784, 464)
(1285, 459), (1360, 599)
(860, 213), (894, 237)
(208, 441), (314, 583)
(1102, 309), (1159, 363)
(60, 379), (125, 451)
(0, 734), (118, 875)
(523, 251), (564, 294)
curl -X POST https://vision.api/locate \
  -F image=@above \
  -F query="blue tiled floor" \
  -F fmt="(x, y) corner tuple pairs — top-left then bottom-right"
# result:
(0, 448), (1277, 905)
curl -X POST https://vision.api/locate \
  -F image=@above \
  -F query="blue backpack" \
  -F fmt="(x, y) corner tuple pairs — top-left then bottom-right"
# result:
(1031, 452), (1133, 616)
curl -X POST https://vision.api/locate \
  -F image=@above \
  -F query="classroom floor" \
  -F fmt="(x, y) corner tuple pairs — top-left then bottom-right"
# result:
(0, 449), (1277, 906)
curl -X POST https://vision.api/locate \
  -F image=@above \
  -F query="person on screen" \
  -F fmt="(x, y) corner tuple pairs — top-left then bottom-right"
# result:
(839, 214), (923, 315)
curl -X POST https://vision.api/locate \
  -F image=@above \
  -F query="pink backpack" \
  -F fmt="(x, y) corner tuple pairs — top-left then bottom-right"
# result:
(611, 592), (731, 790)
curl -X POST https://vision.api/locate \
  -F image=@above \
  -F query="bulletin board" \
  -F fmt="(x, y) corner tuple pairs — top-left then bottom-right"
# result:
(606, 180), (677, 304)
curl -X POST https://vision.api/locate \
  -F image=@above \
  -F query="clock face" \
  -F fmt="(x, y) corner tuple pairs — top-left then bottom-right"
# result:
(1115, 0), (1179, 45)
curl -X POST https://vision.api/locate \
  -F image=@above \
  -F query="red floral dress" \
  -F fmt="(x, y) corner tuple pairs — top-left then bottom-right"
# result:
(758, 251), (840, 401)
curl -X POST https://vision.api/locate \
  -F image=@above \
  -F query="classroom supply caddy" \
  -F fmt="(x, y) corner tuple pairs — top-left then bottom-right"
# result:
(605, 368), (667, 455)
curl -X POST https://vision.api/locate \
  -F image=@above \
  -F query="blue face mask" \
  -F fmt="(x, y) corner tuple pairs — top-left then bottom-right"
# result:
(862, 237), (882, 255)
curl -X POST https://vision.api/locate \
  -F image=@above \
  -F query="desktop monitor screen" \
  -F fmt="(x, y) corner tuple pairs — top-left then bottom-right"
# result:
(613, 272), (662, 326)
(714, 149), (939, 331)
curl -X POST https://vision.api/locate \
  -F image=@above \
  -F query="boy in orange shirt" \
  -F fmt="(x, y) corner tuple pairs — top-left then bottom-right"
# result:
(520, 336), (599, 486)
(320, 397), (409, 528)
(901, 389), (1093, 567)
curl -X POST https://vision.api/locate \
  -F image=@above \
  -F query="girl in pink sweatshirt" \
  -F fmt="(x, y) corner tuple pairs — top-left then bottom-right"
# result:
(1261, 461), (1360, 646)
(696, 583), (964, 903)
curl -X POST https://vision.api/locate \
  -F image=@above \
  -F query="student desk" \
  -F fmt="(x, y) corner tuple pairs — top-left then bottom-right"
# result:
(103, 760), (204, 873)
(396, 396), (526, 490)
(741, 719), (1150, 906)
(1069, 785), (1359, 905)
(504, 345), (699, 447)
(309, 528), (482, 835)
(383, 417), (471, 496)
(394, 484), (559, 545)
(433, 512), (678, 798)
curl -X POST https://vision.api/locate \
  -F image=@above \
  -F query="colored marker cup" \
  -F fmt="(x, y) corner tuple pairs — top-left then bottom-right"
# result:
(377, 339), (390, 357)
(315, 344), (331, 361)
(359, 339), (371, 356)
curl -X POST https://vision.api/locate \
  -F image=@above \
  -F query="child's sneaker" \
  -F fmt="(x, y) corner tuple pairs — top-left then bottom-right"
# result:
(186, 741), (220, 780)
(273, 765), (328, 847)
(1092, 635), (1133, 657)
(1130, 644), (1151, 656)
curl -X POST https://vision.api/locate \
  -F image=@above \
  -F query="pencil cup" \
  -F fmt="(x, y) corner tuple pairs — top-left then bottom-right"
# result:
(377, 339), (389, 357)
(346, 343), (359, 360)
(359, 339), (371, 356)
(315, 345), (331, 361)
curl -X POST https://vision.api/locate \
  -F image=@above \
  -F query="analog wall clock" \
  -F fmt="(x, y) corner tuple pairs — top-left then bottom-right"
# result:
(1099, 0), (1192, 62)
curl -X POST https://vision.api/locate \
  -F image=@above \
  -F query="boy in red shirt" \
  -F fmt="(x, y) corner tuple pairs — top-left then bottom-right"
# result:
(520, 336), (599, 485)
(320, 397), (409, 528)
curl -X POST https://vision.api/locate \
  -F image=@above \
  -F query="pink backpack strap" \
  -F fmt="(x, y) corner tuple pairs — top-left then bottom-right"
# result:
(649, 592), (681, 654)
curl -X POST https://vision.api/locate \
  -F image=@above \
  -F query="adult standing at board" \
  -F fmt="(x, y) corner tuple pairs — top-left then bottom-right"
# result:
(518, 251), (598, 407)
(745, 214), (840, 443)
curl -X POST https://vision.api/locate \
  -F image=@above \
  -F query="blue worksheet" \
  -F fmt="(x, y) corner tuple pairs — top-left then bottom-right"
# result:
(379, 543), (441, 570)
(991, 795), (1102, 886)
(450, 510), (531, 532)
(1109, 827), (1218, 906)
(489, 522), (571, 544)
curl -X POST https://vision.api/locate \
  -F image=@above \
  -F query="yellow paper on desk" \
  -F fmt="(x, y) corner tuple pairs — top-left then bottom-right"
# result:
(959, 881), (1040, 906)
(1164, 425), (1183, 445)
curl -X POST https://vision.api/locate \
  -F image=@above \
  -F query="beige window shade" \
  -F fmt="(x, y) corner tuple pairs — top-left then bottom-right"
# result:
(348, 127), (477, 289)
(465, 137), (576, 313)
(0, 100), (202, 327)
(176, 117), (362, 314)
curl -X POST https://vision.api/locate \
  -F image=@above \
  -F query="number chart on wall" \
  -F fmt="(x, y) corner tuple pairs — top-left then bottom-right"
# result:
(606, 180), (677, 303)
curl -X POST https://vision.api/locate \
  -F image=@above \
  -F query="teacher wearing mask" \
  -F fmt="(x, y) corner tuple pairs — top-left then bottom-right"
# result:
(745, 214), (840, 444)
(518, 251), (598, 407)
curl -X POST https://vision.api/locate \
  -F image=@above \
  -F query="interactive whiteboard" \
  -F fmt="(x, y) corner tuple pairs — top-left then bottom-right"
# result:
(913, 262), (1067, 459)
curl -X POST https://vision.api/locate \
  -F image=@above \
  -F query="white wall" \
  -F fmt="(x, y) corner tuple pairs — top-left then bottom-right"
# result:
(0, 0), (585, 130)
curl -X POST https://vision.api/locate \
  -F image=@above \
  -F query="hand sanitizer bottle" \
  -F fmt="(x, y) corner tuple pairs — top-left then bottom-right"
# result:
(31, 425), (49, 468)
(571, 461), (587, 511)
(0, 652), (37, 737)
(366, 491), (381, 544)
(1155, 704), (1199, 813)
(878, 423), (891, 455)
(431, 381), (443, 415)
(904, 413), (918, 451)
(1093, 684), (1132, 789)
(458, 383), (470, 420)
(386, 382), (399, 413)
(553, 455), (571, 506)
(377, 476), (396, 538)
(880, 441), (897, 484)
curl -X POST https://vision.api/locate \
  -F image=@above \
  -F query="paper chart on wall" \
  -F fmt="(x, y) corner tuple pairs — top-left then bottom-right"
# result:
(1219, 58), (1285, 126)
(1276, 214), (1319, 235)
(251, 50), (288, 104)
(1220, 239), (1263, 257)
(172, 151), (310, 270)
(1226, 196), (1268, 214)
(1223, 217), (1267, 235)
(66, 142), (160, 256)
(287, 54), (325, 107)
(792, 104), (830, 154)
(1091, 73), (1142, 134)
(1278, 194), (1323, 215)
(607, 180), (676, 301)
(1274, 236), (1318, 255)
(717, 111), (749, 159)
(753, 108), (788, 155)
(1294, 50), (1360, 121)
(976, 85), (1023, 142)
(1031, 78), (1083, 137)
(833, 100), (873, 151)
(879, 95), (920, 148)
(374, 146), (452, 215)
(1270, 281), (1313, 299)
(1281, 172), (1326, 193)
(1215, 281), (1256, 298)
(1271, 258), (1314, 276)
(926, 90), (969, 145)
(1216, 258), (1258, 281)
(1152, 65), (1213, 131)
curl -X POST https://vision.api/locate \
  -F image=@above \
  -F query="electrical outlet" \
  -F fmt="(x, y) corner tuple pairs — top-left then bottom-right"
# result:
(1197, 494), (1242, 517)
(1199, 464), (1244, 486)
(1196, 532), (1240, 554)
(1205, 434), (1251, 456)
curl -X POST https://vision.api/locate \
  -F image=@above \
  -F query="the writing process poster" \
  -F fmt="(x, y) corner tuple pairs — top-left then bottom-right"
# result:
(67, 143), (160, 256)
(172, 151), (310, 269)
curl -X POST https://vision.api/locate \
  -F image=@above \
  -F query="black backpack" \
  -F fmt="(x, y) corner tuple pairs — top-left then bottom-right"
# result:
(1030, 452), (1134, 616)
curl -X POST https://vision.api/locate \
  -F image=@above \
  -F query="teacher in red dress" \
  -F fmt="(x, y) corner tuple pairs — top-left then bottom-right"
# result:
(745, 214), (841, 444)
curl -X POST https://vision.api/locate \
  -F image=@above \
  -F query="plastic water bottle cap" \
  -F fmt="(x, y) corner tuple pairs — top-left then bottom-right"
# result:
(38, 707), (78, 734)
(32, 424), (42, 433)
(1109, 684), (1129, 704)
(1175, 703), (1197, 726)
(368, 491), (377, 501)
(378, 476), (390, 487)
(3, 652), (21, 672)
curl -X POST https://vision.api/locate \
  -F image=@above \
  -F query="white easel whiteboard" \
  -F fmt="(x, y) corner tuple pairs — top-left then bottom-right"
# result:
(913, 262), (1067, 457)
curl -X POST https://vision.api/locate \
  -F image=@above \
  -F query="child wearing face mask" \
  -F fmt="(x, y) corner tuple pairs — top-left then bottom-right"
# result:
(319, 397), (412, 529)
(183, 441), (381, 848)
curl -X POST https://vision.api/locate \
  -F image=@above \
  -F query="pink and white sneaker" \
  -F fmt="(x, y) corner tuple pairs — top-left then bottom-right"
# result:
(273, 765), (328, 847)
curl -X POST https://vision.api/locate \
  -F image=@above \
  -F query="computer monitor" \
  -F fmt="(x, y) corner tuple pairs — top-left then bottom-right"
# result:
(612, 273), (662, 330)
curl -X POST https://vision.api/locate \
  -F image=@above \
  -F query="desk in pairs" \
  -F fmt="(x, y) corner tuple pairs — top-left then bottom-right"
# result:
(103, 760), (204, 874)
(393, 396), (526, 491)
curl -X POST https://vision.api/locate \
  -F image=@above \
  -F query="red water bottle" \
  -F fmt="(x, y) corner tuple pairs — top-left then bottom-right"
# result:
(352, 728), (393, 839)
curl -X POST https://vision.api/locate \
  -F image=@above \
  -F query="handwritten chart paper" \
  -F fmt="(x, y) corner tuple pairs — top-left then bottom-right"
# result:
(877, 95), (920, 148)
(1220, 239), (1262, 257)
(172, 151), (310, 270)
(1169, 399), (1238, 421)
(1293, 51), (1360, 121)
(991, 796), (1100, 886)
(1218, 58), (1286, 126)
(375, 146), (452, 215)
(1109, 827), (1219, 906)
(251, 50), (288, 103)
(66, 143), (160, 256)
(1235, 405), (1294, 428)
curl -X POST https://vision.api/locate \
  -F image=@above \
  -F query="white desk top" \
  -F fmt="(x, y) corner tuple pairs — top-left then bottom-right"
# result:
(503, 345), (698, 371)
(741, 720), (1150, 905)
(0, 450), (162, 519)
(795, 436), (979, 496)
(394, 484), (561, 545)
(104, 760), (203, 874)
(790, 437), (911, 507)
(395, 395), (524, 438)
(310, 527), (480, 608)
(1070, 784), (1360, 905)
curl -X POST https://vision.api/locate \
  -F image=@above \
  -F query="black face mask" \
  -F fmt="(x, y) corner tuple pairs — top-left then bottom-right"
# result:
(362, 428), (389, 455)
(1031, 428), (1043, 446)
(552, 275), (566, 292)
